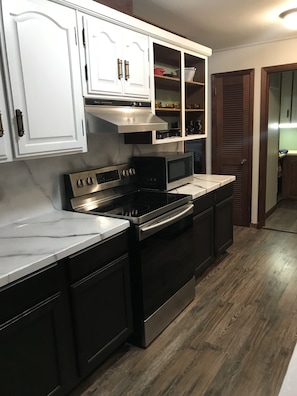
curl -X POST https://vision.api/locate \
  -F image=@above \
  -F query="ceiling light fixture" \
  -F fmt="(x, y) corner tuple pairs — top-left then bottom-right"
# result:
(279, 8), (297, 29)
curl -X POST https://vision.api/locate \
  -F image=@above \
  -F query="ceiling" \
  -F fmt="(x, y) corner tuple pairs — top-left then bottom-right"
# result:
(132, 0), (297, 51)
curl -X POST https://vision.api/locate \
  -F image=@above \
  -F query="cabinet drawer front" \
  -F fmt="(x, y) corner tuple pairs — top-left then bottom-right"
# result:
(0, 264), (60, 324)
(67, 231), (128, 283)
(214, 183), (233, 202)
(193, 191), (214, 215)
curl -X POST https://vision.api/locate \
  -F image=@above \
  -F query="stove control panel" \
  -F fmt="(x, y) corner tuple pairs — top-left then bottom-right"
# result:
(65, 164), (136, 198)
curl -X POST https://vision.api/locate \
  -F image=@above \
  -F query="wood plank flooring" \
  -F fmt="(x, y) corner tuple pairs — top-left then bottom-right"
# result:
(70, 226), (297, 396)
(264, 199), (297, 233)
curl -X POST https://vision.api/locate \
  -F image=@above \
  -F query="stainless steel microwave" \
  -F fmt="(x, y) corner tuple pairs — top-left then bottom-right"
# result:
(132, 152), (194, 191)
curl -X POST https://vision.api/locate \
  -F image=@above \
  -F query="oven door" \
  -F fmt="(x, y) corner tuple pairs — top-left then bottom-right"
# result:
(130, 203), (196, 346)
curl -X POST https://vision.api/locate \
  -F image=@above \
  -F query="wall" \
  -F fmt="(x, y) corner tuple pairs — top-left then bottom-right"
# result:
(93, 0), (133, 15)
(0, 133), (181, 227)
(208, 37), (297, 225)
(279, 128), (297, 149)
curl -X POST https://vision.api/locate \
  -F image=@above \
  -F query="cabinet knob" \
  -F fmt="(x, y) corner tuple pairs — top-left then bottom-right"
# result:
(240, 158), (247, 165)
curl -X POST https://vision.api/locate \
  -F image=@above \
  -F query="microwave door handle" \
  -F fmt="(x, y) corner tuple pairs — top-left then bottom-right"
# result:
(140, 204), (193, 233)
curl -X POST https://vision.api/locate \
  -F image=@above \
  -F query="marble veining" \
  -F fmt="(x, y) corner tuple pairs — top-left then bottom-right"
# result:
(171, 174), (235, 199)
(0, 130), (233, 289)
(0, 210), (129, 287)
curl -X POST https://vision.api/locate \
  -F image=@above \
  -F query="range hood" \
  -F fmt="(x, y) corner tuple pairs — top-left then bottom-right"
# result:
(85, 99), (168, 134)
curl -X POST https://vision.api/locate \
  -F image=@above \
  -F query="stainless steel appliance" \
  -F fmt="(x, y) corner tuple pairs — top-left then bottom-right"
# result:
(64, 163), (196, 348)
(85, 98), (168, 134)
(132, 151), (194, 191)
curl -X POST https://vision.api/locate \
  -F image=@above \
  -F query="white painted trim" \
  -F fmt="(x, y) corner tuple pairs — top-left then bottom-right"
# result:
(51, 0), (212, 57)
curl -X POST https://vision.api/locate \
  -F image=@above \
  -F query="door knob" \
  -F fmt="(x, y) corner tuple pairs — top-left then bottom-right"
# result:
(240, 159), (247, 165)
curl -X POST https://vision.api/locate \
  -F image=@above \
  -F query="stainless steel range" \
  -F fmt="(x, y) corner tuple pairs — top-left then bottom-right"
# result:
(64, 163), (196, 347)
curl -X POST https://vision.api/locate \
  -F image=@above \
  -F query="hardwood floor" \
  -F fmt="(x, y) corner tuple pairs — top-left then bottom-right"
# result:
(70, 226), (297, 396)
(264, 199), (297, 233)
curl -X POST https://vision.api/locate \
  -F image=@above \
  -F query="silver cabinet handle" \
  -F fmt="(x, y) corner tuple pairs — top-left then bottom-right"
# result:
(117, 58), (123, 79)
(241, 159), (247, 165)
(124, 60), (130, 80)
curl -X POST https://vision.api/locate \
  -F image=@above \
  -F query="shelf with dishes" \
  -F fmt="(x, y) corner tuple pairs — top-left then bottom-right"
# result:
(124, 40), (208, 145)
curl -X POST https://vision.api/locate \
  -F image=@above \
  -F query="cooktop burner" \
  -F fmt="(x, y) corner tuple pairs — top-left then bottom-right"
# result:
(89, 190), (188, 218)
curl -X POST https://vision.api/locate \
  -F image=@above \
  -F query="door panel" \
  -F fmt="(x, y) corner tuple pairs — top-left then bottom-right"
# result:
(212, 70), (254, 226)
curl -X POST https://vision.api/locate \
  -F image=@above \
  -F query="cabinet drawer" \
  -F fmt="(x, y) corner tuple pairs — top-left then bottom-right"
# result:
(66, 231), (128, 283)
(214, 183), (233, 203)
(0, 264), (60, 324)
(193, 191), (214, 215)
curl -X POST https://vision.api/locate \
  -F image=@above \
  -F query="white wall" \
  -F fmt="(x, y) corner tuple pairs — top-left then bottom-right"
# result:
(208, 37), (297, 225)
(280, 127), (297, 149)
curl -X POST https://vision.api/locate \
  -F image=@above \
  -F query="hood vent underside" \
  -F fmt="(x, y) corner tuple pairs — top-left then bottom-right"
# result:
(84, 99), (168, 134)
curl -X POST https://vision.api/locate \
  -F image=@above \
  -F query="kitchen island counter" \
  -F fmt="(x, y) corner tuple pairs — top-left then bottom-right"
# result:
(0, 210), (129, 287)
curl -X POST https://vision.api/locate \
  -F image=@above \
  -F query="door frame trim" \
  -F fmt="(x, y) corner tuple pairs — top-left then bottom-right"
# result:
(258, 63), (297, 228)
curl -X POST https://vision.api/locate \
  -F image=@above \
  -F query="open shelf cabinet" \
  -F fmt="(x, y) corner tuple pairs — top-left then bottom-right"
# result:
(124, 38), (208, 145)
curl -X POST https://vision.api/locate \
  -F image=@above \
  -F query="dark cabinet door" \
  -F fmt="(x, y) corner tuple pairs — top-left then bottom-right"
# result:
(214, 195), (233, 257)
(0, 286), (76, 396)
(193, 206), (214, 277)
(70, 254), (132, 377)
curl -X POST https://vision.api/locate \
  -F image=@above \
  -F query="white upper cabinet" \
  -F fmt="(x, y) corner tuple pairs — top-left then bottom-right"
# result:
(81, 15), (150, 100)
(1, 0), (87, 158)
(0, 62), (13, 162)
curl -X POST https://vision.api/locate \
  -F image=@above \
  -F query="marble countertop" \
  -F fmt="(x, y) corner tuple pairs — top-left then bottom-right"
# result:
(170, 173), (236, 200)
(0, 210), (130, 288)
(0, 173), (235, 288)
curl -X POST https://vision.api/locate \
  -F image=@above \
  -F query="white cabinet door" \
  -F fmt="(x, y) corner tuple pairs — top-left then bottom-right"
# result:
(83, 17), (123, 96)
(82, 15), (150, 100)
(0, 64), (13, 162)
(122, 30), (150, 98)
(2, 0), (87, 158)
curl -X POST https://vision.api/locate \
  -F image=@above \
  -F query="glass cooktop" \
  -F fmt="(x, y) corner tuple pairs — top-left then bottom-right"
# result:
(90, 190), (191, 219)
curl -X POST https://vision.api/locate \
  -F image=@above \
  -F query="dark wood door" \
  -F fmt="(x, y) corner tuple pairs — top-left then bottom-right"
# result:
(212, 70), (254, 226)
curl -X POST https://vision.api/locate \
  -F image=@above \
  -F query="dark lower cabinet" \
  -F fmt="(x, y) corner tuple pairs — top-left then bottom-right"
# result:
(193, 183), (233, 277)
(214, 184), (234, 257)
(69, 255), (132, 377)
(0, 230), (133, 396)
(193, 193), (214, 277)
(0, 264), (76, 396)
(65, 231), (133, 378)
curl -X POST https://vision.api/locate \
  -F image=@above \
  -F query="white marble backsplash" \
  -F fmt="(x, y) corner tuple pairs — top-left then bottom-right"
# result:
(0, 133), (182, 227)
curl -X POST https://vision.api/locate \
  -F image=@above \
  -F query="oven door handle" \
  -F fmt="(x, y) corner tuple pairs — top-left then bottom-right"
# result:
(140, 204), (193, 233)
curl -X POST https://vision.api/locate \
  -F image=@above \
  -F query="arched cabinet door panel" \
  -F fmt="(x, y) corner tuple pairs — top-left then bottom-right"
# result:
(1, 0), (87, 158)
(81, 15), (150, 100)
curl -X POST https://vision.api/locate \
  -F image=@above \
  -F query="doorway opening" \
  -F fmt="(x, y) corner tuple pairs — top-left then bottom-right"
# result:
(258, 63), (297, 228)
